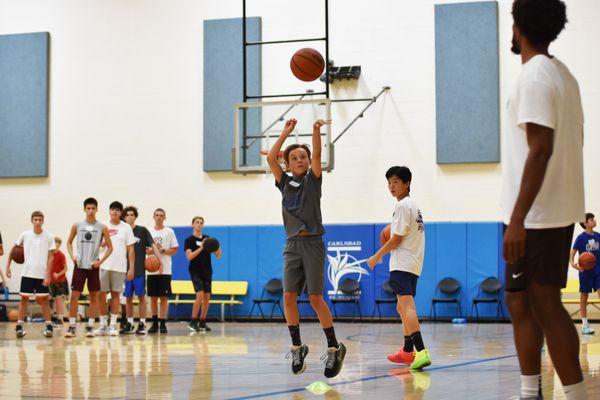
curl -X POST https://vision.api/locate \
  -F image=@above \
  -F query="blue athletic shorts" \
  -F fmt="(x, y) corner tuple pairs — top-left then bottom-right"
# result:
(579, 271), (600, 293)
(389, 270), (419, 297)
(124, 276), (146, 297)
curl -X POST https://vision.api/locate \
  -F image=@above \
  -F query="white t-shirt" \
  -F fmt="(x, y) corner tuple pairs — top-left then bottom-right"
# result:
(389, 197), (425, 276)
(501, 55), (585, 229)
(100, 220), (136, 273)
(16, 230), (55, 280)
(149, 227), (179, 275)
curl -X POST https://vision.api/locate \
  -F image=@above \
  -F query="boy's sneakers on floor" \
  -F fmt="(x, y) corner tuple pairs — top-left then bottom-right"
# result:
(42, 324), (53, 338)
(136, 322), (146, 335)
(387, 349), (416, 365)
(410, 349), (431, 370)
(65, 325), (77, 338)
(582, 324), (595, 335)
(16, 324), (26, 339)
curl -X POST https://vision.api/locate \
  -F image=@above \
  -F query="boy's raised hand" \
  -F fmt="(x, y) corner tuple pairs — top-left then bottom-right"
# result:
(283, 118), (297, 135)
(313, 119), (332, 130)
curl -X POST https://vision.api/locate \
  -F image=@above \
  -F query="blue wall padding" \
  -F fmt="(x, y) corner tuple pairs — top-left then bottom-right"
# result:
(203, 17), (261, 171)
(168, 222), (507, 319)
(467, 223), (504, 316)
(435, 1), (499, 164)
(434, 223), (469, 317)
(0, 32), (50, 177)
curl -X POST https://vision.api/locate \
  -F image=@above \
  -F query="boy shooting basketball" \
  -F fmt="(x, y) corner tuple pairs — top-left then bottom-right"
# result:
(267, 118), (346, 379)
(367, 166), (431, 370)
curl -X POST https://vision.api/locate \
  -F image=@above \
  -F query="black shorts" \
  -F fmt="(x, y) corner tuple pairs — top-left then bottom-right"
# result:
(504, 224), (574, 292)
(147, 275), (172, 297)
(49, 281), (70, 297)
(20, 277), (50, 297)
(389, 270), (419, 297)
(190, 272), (212, 293)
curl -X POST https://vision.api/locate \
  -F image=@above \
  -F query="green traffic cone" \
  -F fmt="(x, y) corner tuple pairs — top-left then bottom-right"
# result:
(305, 380), (333, 395)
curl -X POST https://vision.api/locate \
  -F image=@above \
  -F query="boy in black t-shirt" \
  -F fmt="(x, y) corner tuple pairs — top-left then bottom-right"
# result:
(185, 216), (221, 332)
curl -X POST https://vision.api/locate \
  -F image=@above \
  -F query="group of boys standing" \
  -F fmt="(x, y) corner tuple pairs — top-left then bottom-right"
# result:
(1, 197), (219, 338)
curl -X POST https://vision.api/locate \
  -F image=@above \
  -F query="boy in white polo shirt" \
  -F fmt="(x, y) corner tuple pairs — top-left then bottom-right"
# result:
(368, 166), (430, 370)
(5, 211), (55, 338)
(95, 201), (135, 336)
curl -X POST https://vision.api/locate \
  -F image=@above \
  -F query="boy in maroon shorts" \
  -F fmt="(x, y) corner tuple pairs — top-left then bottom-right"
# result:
(64, 198), (113, 338)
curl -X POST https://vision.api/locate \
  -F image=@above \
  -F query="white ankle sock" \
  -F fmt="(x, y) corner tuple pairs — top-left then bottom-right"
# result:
(521, 374), (540, 397)
(69, 317), (76, 326)
(45, 320), (51, 325)
(582, 318), (589, 326)
(17, 320), (24, 325)
(110, 314), (119, 326)
(140, 318), (146, 323)
(128, 317), (134, 324)
(100, 315), (107, 326)
(87, 318), (95, 327)
(563, 380), (585, 399)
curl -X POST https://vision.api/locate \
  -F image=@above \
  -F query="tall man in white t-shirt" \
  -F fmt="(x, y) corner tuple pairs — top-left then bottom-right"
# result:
(95, 201), (135, 336)
(501, 1), (586, 399)
(5, 211), (55, 338)
(147, 208), (179, 334)
(368, 166), (430, 371)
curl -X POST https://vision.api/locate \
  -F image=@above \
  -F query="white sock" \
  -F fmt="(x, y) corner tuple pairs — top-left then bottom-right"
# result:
(100, 315), (107, 326)
(87, 318), (95, 327)
(45, 320), (51, 325)
(563, 380), (586, 399)
(140, 318), (146, 323)
(582, 318), (589, 326)
(58, 315), (63, 321)
(69, 317), (76, 326)
(17, 320), (24, 326)
(521, 374), (540, 397)
(128, 317), (134, 324)
(110, 314), (119, 327)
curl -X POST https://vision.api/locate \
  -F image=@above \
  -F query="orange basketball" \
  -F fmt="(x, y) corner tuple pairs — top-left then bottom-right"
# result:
(8, 309), (18, 322)
(145, 255), (161, 273)
(290, 48), (325, 82)
(10, 246), (24, 264)
(380, 225), (391, 246)
(579, 251), (597, 271)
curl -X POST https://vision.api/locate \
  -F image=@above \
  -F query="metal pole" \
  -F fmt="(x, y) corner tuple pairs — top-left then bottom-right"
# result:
(324, 0), (330, 98)
(242, 0), (248, 165)
(332, 86), (390, 144)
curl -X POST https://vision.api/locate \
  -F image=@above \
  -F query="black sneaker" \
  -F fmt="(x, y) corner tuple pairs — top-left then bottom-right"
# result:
(119, 322), (135, 335)
(65, 325), (77, 338)
(43, 324), (53, 338)
(148, 322), (159, 334)
(136, 322), (146, 335)
(51, 317), (63, 327)
(16, 324), (26, 339)
(199, 320), (211, 332)
(322, 342), (346, 378)
(286, 344), (309, 375)
(85, 325), (95, 338)
(188, 320), (199, 332)
(159, 323), (168, 334)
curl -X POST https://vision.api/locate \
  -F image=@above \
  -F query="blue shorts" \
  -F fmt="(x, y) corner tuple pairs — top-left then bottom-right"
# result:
(124, 276), (146, 297)
(389, 271), (419, 297)
(579, 272), (600, 293)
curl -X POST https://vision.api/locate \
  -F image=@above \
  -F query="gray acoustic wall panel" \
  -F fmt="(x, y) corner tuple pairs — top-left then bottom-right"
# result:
(0, 32), (50, 177)
(435, 2), (499, 164)
(204, 18), (261, 171)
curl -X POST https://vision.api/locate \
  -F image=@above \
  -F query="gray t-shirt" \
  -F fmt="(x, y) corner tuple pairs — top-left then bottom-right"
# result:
(76, 220), (103, 270)
(276, 170), (325, 239)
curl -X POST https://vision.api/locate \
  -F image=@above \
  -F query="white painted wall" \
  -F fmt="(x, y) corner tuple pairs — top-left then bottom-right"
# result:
(0, 0), (598, 288)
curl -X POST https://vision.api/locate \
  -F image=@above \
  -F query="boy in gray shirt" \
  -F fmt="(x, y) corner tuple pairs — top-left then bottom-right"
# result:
(266, 118), (346, 379)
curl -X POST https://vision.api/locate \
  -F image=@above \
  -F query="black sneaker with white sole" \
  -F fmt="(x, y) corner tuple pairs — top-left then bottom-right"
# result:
(43, 324), (53, 338)
(199, 320), (211, 332)
(287, 344), (309, 375)
(322, 342), (346, 378)
(136, 322), (146, 335)
(65, 325), (77, 338)
(119, 322), (135, 335)
(85, 325), (95, 338)
(16, 324), (26, 339)
(148, 322), (159, 334)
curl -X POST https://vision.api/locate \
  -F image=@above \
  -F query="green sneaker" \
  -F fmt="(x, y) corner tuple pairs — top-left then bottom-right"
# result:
(410, 349), (431, 370)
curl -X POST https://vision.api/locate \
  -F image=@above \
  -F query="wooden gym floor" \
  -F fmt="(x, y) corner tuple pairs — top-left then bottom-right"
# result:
(0, 321), (598, 399)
